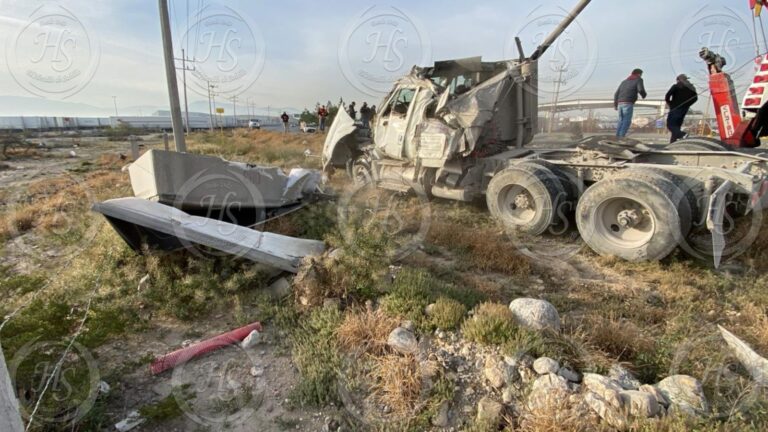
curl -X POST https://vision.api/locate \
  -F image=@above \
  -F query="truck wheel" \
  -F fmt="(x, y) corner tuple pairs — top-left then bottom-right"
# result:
(612, 168), (696, 236)
(349, 157), (373, 185)
(576, 175), (684, 262)
(486, 165), (566, 235)
(665, 137), (729, 151)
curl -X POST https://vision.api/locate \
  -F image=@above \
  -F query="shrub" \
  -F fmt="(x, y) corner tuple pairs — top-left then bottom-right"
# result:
(290, 307), (343, 406)
(428, 297), (466, 330)
(462, 303), (516, 346)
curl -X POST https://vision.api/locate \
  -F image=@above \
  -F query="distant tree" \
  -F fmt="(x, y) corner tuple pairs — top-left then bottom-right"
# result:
(300, 109), (318, 124)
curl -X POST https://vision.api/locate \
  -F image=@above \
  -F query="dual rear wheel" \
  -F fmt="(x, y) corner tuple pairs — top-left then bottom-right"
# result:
(486, 164), (694, 262)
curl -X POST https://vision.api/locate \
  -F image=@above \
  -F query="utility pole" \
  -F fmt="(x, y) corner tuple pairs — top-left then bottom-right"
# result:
(211, 84), (218, 128)
(111, 96), (119, 116)
(158, 0), (187, 152)
(206, 81), (215, 131)
(548, 66), (567, 134)
(175, 48), (195, 134)
(229, 95), (238, 127)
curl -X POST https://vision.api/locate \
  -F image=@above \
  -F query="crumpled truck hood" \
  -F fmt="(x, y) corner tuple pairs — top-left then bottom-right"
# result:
(321, 108), (357, 172)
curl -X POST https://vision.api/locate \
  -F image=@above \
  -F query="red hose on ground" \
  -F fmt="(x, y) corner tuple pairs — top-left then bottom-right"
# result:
(150, 321), (262, 375)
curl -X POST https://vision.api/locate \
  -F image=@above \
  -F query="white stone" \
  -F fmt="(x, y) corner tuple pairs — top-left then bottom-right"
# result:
(387, 327), (418, 355)
(533, 357), (560, 375)
(656, 375), (709, 416)
(508, 298), (561, 332)
(241, 330), (262, 349)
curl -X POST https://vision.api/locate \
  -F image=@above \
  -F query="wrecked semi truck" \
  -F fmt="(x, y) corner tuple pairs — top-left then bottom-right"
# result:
(322, 0), (768, 266)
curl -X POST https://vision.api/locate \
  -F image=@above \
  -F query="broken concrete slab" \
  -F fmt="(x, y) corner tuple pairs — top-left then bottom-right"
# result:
(129, 149), (321, 211)
(92, 198), (324, 273)
(718, 325), (768, 386)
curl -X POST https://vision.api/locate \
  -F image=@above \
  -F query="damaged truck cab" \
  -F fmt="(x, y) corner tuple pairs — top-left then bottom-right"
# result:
(324, 57), (538, 201)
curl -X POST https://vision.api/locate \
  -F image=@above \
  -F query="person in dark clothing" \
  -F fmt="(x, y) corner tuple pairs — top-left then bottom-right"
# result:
(280, 112), (290, 134)
(665, 74), (698, 143)
(359, 102), (371, 128)
(614, 68), (648, 138)
(347, 102), (357, 120)
(317, 105), (328, 132)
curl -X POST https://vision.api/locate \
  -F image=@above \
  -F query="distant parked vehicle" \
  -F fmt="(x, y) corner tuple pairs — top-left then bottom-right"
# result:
(248, 119), (261, 129)
(302, 123), (318, 133)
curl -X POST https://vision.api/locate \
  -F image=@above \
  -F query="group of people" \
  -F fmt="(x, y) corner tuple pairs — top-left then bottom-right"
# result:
(345, 102), (376, 128)
(614, 68), (699, 143)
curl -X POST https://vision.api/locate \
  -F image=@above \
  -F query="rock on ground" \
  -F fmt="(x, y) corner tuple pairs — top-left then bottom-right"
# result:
(508, 298), (561, 332)
(609, 364), (641, 390)
(656, 375), (709, 416)
(584, 391), (628, 431)
(639, 384), (669, 408)
(558, 366), (581, 383)
(432, 401), (450, 427)
(387, 327), (418, 355)
(527, 373), (570, 411)
(477, 397), (503, 424)
(582, 373), (624, 409)
(620, 390), (660, 418)
(533, 357), (560, 375)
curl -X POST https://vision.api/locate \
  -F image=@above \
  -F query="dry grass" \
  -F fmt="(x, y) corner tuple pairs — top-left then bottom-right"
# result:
(337, 308), (399, 356)
(581, 314), (656, 362)
(368, 354), (422, 416)
(428, 221), (531, 276)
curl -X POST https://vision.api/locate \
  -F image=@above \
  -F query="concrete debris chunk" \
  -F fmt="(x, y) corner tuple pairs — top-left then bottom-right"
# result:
(92, 198), (324, 273)
(718, 325), (768, 385)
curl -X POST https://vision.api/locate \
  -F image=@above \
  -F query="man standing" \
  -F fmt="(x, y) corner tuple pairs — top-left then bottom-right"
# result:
(317, 105), (328, 132)
(665, 74), (698, 143)
(280, 112), (290, 134)
(614, 68), (648, 138)
(347, 102), (357, 121)
(359, 102), (371, 128)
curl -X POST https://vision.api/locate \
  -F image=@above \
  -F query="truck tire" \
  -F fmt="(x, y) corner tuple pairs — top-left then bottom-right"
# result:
(486, 165), (566, 236)
(516, 160), (581, 202)
(665, 137), (729, 151)
(348, 157), (373, 185)
(612, 168), (696, 236)
(576, 175), (684, 262)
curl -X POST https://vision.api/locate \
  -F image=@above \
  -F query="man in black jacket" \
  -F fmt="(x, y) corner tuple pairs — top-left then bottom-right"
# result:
(614, 68), (648, 138)
(665, 74), (698, 143)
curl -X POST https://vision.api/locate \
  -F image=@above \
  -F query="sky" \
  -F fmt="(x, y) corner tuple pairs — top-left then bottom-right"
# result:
(0, 0), (764, 117)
